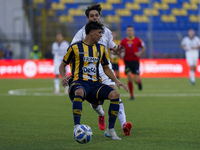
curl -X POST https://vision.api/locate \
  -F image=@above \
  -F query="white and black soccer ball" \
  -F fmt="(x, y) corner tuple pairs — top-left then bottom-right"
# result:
(73, 124), (93, 144)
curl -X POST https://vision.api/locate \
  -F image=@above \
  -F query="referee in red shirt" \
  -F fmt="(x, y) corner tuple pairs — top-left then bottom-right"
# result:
(120, 26), (146, 100)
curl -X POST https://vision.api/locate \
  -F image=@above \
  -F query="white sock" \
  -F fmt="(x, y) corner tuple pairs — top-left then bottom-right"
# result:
(190, 70), (195, 83)
(54, 78), (60, 92)
(118, 99), (126, 129)
(90, 104), (104, 116)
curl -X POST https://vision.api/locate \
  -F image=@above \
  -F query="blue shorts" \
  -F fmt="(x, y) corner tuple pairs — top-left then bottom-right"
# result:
(68, 80), (114, 105)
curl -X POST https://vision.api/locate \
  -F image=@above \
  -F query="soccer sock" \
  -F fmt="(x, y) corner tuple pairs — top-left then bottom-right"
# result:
(190, 70), (195, 83)
(73, 96), (83, 125)
(136, 79), (141, 84)
(108, 98), (119, 129)
(90, 104), (104, 116)
(128, 81), (133, 97)
(54, 78), (60, 92)
(118, 99), (126, 129)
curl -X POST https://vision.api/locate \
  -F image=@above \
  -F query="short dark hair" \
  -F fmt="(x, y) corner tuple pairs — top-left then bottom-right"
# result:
(85, 21), (104, 35)
(56, 30), (63, 36)
(127, 25), (133, 29)
(85, 4), (102, 17)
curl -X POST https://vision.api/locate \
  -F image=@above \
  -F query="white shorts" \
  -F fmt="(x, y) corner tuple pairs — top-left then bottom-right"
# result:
(99, 62), (115, 86)
(185, 50), (199, 66)
(53, 62), (61, 75)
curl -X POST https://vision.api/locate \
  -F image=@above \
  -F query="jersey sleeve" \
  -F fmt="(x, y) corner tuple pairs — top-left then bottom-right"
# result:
(107, 29), (116, 49)
(62, 46), (74, 65)
(181, 37), (186, 46)
(138, 38), (145, 47)
(101, 47), (109, 66)
(71, 28), (84, 44)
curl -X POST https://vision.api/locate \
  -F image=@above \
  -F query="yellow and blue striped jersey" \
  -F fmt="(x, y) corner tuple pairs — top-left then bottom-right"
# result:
(63, 40), (109, 82)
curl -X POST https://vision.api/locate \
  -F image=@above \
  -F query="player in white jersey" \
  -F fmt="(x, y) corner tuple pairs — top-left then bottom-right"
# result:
(181, 29), (200, 85)
(71, 4), (132, 136)
(52, 31), (69, 94)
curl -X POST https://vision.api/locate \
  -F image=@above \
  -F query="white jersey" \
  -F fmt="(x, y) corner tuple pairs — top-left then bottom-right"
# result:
(181, 36), (200, 66)
(71, 26), (116, 85)
(52, 40), (69, 74)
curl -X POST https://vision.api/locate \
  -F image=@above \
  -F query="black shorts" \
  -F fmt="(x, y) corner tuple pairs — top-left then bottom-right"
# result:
(112, 63), (119, 71)
(68, 80), (114, 105)
(124, 60), (140, 75)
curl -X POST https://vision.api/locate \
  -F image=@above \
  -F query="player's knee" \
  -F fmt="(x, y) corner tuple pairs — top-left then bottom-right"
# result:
(108, 90), (120, 100)
(74, 88), (84, 97)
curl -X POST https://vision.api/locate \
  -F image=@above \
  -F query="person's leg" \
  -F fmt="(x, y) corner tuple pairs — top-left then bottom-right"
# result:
(105, 90), (121, 140)
(134, 74), (142, 90)
(54, 75), (60, 94)
(127, 71), (134, 99)
(72, 88), (84, 127)
(189, 66), (196, 85)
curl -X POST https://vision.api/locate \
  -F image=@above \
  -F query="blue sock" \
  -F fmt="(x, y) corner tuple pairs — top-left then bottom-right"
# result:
(73, 95), (83, 125)
(108, 98), (119, 129)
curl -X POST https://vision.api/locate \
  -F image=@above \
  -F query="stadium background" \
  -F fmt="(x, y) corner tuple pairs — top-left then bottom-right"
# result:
(0, 0), (200, 78)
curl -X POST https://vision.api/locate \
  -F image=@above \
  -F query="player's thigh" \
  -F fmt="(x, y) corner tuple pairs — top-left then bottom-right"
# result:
(68, 81), (90, 102)
(86, 83), (114, 104)
(131, 60), (140, 74)
(124, 61), (132, 75)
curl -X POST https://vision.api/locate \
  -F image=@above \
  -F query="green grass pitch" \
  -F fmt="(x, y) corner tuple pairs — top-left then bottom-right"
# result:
(0, 78), (200, 150)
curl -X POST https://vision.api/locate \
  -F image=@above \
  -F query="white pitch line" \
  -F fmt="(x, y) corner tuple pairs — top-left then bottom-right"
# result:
(0, 87), (199, 97)
(120, 93), (200, 97)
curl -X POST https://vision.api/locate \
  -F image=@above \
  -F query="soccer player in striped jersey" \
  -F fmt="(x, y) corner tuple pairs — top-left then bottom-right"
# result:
(71, 3), (132, 137)
(59, 21), (128, 140)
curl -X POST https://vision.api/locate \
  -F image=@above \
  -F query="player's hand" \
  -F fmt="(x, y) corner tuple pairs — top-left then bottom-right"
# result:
(134, 52), (141, 57)
(62, 76), (71, 87)
(116, 81), (129, 92)
(110, 45), (125, 55)
(191, 46), (198, 50)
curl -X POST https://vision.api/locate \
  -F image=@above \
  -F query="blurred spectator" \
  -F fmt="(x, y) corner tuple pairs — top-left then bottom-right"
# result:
(30, 45), (42, 59)
(4, 45), (13, 59)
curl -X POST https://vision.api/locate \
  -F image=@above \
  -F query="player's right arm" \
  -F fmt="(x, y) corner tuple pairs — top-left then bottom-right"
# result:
(59, 46), (74, 87)
(181, 37), (189, 51)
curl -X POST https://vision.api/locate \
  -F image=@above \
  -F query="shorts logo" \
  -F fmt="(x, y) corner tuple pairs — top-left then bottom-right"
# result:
(82, 63), (97, 75)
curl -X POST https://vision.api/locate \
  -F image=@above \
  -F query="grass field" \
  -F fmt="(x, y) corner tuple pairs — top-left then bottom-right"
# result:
(0, 78), (200, 150)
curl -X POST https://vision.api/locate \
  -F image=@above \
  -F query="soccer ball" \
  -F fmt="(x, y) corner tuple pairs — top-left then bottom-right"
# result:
(73, 124), (93, 144)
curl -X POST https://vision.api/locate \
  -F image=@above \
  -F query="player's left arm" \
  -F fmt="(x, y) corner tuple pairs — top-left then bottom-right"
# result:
(103, 65), (128, 92)
(135, 39), (146, 57)
(191, 37), (200, 50)
(101, 47), (128, 92)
